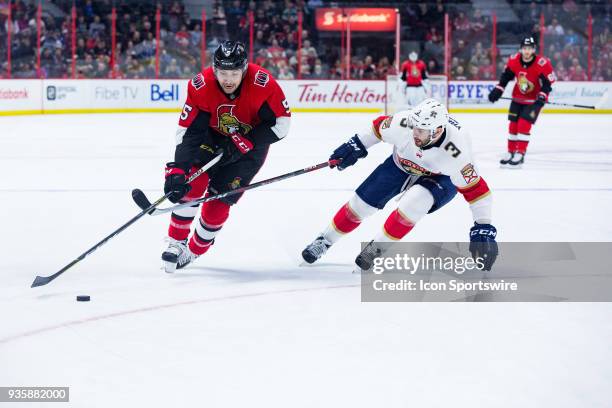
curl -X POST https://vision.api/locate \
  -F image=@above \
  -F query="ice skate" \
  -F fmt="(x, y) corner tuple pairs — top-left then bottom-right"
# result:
(507, 152), (525, 169)
(354, 240), (384, 272)
(161, 238), (187, 273)
(176, 245), (200, 270)
(301, 236), (332, 264)
(499, 152), (514, 167)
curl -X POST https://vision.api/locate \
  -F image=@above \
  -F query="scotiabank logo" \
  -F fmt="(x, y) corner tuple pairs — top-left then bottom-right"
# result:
(0, 88), (29, 100)
(315, 8), (396, 32)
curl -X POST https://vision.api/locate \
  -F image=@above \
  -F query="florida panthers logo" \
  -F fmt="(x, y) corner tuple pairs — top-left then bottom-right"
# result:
(398, 158), (434, 176)
(216, 104), (252, 136)
(517, 72), (535, 94)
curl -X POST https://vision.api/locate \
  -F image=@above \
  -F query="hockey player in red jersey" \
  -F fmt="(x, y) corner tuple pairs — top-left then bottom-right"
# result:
(161, 40), (291, 272)
(400, 51), (429, 107)
(488, 36), (555, 168)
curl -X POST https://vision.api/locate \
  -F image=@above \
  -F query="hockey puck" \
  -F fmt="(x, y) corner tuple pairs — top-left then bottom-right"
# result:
(76, 295), (91, 302)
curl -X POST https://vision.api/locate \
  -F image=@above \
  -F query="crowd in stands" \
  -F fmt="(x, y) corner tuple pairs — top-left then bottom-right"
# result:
(0, 0), (609, 81)
(512, 0), (610, 81)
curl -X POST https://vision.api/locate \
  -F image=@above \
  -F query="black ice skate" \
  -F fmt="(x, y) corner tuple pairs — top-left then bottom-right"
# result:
(301, 236), (332, 264)
(354, 240), (384, 271)
(162, 238), (187, 273)
(507, 152), (525, 168)
(499, 152), (514, 167)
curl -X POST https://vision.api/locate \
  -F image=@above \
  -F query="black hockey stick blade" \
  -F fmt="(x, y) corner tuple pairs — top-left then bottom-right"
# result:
(31, 192), (172, 288)
(31, 274), (55, 287)
(132, 188), (153, 212)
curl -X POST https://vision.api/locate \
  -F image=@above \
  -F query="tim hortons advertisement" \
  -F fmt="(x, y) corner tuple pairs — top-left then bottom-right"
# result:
(280, 80), (387, 111)
(315, 8), (397, 32)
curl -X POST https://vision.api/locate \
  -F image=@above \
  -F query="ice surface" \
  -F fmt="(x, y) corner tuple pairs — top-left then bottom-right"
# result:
(1, 112), (611, 407)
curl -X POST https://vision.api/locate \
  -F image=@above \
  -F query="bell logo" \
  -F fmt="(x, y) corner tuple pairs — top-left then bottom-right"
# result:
(151, 84), (179, 101)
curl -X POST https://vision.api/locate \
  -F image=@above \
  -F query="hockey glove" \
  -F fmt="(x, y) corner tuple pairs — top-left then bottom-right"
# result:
(229, 132), (254, 154)
(534, 92), (547, 108)
(164, 162), (191, 203)
(220, 134), (254, 165)
(469, 223), (498, 271)
(488, 85), (504, 103)
(329, 136), (368, 171)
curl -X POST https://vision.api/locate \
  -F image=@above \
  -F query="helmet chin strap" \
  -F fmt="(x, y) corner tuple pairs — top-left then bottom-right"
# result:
(422, 127), (443, 147)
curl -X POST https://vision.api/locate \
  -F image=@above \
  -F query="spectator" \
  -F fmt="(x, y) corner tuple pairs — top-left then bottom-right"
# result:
(453, 11), (470, 37)
(164, 58), (181, 77)
(569, 64), (588, 81)
(310, 61), (326, 79)
(360, 55), (377, 79)
(546, 18), (565, 36)
(88, 15), (105, 39)
(277, 64), (294, 79)
(471, 9), (486, 40)
(454, 65), (467, 80)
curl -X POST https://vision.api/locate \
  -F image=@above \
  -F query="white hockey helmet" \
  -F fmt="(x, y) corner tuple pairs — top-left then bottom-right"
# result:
(408, 98), (449, 146)
(409, 51), (418, 62)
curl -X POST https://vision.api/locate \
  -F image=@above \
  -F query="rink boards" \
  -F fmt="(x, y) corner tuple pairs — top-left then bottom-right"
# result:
(0, 79), (610, 115)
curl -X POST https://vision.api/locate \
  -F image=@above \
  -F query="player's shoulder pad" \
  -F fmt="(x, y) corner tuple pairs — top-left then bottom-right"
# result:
(389, 110), (412, 129)
(442, 117), (472, 157)
(537, 55), (552, 68)
(191, 72), (206, 90)
(372, 114), (394, 139)
(505, 53), (520, 70)
(249, 64), (276, 88)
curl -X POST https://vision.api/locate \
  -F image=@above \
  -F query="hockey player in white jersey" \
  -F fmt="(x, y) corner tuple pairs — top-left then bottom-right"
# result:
(301, 99), (498, 271)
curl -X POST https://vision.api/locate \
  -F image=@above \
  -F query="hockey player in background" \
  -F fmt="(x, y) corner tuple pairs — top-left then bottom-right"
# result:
(162, 40), (291, 273)
(400, 51), (430, 107)
(488, 36), (555, 168)
(301, 99), (498, 271)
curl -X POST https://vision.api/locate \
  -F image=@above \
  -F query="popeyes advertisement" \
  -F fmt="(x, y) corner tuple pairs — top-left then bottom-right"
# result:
(315, 8), (397, 32)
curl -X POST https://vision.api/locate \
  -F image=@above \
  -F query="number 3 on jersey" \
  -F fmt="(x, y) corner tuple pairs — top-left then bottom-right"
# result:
(180, 104), (193, 121)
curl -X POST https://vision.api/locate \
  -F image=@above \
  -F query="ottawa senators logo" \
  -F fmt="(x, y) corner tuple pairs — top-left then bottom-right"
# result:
(410, 66), (420, 77)
(216, 104), (252, 136)
(517, 72), (535, 94)
(229, 177), (242, 190)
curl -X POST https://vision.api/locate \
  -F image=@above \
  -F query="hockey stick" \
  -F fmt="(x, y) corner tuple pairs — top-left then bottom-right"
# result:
(500, 96), (596, 109)
(141, 159), (340, 216)
(31, 153), (223, 288)
(131, 151), (223, 214)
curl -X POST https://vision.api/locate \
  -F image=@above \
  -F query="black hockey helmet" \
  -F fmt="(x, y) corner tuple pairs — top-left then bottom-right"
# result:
(213, 41), (248, 71)
(520, 36), (536, 49)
